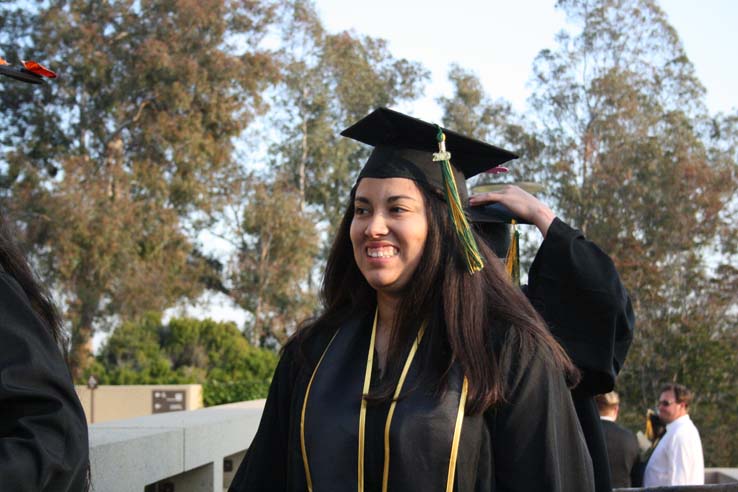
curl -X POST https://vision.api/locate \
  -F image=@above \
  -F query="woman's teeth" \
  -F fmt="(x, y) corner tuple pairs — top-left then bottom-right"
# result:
(367, 246), (398, 258)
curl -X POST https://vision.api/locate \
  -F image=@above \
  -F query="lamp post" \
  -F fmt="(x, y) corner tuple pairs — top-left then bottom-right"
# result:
(87, 375), (98, 423)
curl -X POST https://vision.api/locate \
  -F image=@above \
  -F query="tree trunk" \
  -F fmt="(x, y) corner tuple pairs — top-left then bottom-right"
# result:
(252, 296), (263, 347)
(69, 323), (93, 382)
(298, 87), (309, 211)
(68, 298), (97, 381)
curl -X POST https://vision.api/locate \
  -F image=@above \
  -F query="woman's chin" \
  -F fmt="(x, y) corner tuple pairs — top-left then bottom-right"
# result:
(366, 278), (411, 298)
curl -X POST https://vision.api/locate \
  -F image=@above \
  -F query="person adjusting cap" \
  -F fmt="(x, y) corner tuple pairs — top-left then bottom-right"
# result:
(341, 107), (518, 273)
(468, 182), (544, 225)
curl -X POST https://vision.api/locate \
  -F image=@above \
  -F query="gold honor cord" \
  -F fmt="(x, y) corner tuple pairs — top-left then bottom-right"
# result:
(358, 309), (379, 492)
(300, 328), (342, 492)
(301, 312), (464, 492)
(446, 377), (469, 492)
(381, 322), (427, 492)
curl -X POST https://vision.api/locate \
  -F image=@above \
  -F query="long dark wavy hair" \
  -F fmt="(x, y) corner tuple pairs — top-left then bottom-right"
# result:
(293, 179), (577, 415)
(0, 216), (65, 348)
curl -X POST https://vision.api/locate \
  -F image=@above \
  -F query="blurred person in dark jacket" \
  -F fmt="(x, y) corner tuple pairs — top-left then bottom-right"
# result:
(595, 391), (642, 488)
(0, 215), (90, 491)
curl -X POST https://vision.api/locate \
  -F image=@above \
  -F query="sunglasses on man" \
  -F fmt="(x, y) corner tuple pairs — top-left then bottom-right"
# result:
(658, 400), (680, 407)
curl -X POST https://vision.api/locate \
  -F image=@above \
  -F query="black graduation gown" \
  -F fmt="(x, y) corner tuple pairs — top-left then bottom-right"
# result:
(524, 218), (635, 492)
(230, 312), (594, 492)
(0, 272), (89, 491)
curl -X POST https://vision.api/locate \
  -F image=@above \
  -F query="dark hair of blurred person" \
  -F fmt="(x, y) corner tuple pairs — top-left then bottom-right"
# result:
(0, 218), (64, 346)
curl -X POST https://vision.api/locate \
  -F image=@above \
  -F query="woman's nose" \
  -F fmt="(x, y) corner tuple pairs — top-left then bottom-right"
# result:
(365, 213), (389, 237)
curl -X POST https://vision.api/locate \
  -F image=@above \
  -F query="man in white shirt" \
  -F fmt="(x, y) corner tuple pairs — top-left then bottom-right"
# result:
(643, 383), (704, 486)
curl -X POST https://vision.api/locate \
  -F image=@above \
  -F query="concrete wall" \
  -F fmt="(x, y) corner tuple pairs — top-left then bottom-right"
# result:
(89, 400), (264, 492)
(75, 384), (203, 424)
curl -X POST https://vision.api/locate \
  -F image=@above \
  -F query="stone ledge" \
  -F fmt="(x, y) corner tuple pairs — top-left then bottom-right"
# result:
(90, 400), (266, 492)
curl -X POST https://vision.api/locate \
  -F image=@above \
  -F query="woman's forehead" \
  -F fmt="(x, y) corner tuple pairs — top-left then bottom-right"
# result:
(354, 177), (423, 199)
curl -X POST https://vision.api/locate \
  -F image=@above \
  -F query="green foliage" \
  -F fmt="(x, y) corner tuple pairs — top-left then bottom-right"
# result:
(86, 314), (278, 405)
(202, 379), (272, 407)
(225, 172), (319, 346)
(0, 0), (279, 378)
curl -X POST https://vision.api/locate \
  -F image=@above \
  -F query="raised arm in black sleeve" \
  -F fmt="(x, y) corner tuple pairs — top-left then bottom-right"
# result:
(523, 217), (635, 492)
(525, 217), (635, 395)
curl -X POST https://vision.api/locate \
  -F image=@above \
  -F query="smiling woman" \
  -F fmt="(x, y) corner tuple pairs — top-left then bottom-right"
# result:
(230, 108), (594, 492)
(350, 177), (428, 297)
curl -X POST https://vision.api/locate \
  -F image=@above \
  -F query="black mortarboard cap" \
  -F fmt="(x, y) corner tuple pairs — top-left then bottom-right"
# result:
(340, 107), (518, 202)
(341, 107), (519, 273)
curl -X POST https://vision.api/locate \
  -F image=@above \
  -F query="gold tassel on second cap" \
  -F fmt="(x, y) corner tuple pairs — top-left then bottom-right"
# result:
(505, 220), (520, 285)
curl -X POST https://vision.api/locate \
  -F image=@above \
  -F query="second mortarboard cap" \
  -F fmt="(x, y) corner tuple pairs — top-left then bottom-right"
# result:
(341, 107), (519, 273)
(468, 183), (545, 285)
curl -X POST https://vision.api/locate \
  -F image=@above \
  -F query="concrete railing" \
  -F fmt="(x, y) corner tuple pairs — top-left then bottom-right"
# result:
(613, 468), (738, 491)
(89, 399), (738, 492)
(89, 400), (265, 492)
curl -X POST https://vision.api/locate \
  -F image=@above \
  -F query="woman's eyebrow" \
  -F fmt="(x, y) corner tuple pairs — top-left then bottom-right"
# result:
(354, 195), (417, 203)
(388, 195), (417, 202)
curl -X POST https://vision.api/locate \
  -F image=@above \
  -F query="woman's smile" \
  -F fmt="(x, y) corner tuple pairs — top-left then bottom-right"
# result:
(366, 242), (399, 259)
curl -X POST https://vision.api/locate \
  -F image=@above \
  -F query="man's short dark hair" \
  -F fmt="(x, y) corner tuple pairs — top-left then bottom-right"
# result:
(661, 383), (694, 408)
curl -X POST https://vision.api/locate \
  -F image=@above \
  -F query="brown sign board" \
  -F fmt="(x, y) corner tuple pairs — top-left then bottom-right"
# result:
(152, 390), (186, 413)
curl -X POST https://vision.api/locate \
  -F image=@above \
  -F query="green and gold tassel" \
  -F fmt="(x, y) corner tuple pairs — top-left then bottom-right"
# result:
(433, 126), (484, 274)
(505, 220), (520, 285)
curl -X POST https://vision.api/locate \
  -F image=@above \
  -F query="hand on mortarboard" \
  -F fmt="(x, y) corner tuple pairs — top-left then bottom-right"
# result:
(469, 185), (556, 237)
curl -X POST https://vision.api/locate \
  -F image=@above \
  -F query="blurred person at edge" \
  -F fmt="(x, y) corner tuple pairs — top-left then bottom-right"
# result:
(595, 391), (642, 488)
(0, 216), (90, 491)
(643, 383), (704, 486)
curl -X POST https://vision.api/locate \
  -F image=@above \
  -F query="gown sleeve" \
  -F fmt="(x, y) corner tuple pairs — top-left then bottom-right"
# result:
(229, 341), (299, 491)
(486, 342), (595, 492)
(0, 273), (89, 492)
(524, 217), (635, 396)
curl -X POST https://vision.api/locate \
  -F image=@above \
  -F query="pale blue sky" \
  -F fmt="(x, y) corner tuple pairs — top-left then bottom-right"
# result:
(313, 0), (738, 120)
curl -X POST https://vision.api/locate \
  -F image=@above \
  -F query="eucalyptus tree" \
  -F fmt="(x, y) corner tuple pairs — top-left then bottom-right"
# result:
(215, 1), (430, 346)
(0, 0), (279, 377)
(269, 1), (429, 227)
